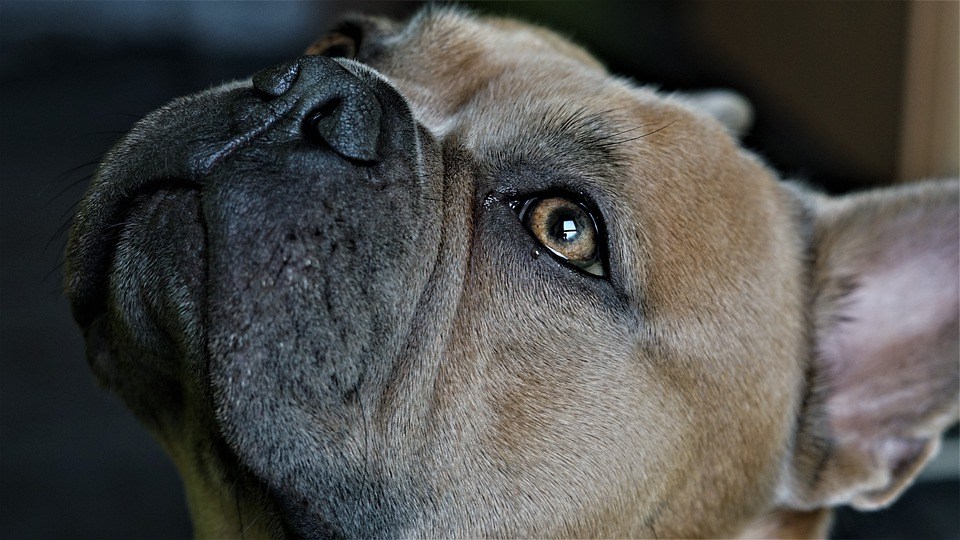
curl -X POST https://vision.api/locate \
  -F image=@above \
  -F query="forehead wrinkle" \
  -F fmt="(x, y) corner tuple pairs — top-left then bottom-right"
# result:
(485, 103), (633, 172)
(541, 104), (633, 166)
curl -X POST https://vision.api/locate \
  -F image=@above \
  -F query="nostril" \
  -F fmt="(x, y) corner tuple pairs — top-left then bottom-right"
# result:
(302, 91), (381, 163)
(302, 98), (343, 146)
(255, 55), (384, 163)
(253, 60), (301, 99)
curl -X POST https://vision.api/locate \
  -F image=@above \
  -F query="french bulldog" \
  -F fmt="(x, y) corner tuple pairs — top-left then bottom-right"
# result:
(65, 7), (959, 539)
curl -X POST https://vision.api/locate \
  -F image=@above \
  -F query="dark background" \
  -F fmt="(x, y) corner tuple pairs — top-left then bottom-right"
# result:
(1, 1), (956, 538)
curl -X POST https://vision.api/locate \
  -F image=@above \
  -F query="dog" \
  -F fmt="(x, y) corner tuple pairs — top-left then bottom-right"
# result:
(66, 7), (959, 538)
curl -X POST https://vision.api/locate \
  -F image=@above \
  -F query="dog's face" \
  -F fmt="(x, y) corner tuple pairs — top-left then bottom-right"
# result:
(67, 8), (958, 539)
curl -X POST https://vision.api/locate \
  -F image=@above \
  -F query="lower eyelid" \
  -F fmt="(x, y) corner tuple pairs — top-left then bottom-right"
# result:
(577, 260), (605, 277)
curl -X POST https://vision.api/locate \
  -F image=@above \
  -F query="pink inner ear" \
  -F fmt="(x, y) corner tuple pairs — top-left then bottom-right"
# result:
(822, 237), (959, 442)
(785, 181), (958, 510)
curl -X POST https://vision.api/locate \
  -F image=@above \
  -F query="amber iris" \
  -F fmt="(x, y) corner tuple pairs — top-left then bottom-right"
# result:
(520, 196), (605, 277)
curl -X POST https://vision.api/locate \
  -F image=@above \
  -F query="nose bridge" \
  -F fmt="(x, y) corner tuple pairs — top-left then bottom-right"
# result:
(253, 56), (384, 162)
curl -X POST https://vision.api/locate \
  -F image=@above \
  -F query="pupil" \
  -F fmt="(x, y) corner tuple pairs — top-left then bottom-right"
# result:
(550, 210), (581, 243)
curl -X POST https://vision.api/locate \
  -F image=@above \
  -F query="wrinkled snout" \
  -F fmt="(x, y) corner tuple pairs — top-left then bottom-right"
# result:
(67, 55), (426, 327)
(65, 55), (444, 537)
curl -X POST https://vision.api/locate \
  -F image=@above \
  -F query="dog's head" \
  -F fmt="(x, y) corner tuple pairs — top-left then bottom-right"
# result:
(66, 8), (958, 538)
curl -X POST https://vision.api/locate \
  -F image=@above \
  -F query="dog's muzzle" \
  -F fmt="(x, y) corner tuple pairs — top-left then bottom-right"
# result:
(66, 56), (443, 536)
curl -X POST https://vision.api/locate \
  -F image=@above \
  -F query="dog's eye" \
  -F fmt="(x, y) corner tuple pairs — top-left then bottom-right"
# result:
(515, 196), (606, 277)
(306, 22), (362, 59)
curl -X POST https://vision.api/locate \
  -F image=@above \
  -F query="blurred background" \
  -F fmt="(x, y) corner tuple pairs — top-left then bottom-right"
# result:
(1, 1), (957, 538)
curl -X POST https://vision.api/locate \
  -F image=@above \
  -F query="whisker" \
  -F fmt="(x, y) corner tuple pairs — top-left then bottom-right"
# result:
(44, 202), (83, 255)
(601, 120), (677, 147)
(42, 259), (67, 286)
(239, 511), (267, 537)
(38, 158), (102, 199)
(592, 123), (656, 143)
(42, 173), (95, 209)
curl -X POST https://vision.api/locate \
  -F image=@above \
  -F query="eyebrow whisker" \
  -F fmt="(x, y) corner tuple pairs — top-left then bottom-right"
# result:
(600, 120), (677, 147)
(592, 123), (657, 143)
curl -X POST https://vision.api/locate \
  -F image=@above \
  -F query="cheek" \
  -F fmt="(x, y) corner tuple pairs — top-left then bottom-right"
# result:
(458, 194), (694, 482)
(484, 315), (689, 468)
(461, 272), (697, 531)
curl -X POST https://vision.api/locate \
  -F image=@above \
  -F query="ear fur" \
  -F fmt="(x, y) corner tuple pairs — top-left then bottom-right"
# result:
(674, 89), (754, 138)
(782, 179), (959, 511)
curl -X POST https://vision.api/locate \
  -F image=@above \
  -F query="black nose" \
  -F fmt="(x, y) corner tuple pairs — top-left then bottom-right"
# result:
(253, 56), (382, 163)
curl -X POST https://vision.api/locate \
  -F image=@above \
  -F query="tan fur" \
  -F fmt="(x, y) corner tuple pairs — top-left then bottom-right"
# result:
(354, 11), (806, 537)
(329, 10), (955, 537)
(81, 8), (958, 539)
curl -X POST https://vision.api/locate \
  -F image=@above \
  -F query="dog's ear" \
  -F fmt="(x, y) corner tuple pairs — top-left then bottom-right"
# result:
(675, 89), (754, 137)
(781, 180), (959, 512)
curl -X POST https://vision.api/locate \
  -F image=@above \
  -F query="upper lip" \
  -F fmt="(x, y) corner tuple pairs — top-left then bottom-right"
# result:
(66, 178), (203, 329)
(65, 81), (290, 329)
